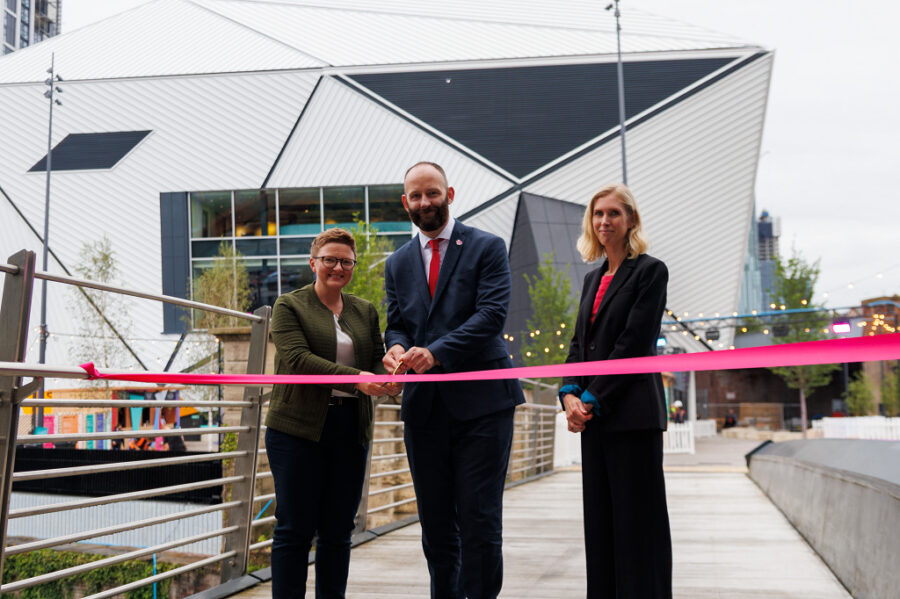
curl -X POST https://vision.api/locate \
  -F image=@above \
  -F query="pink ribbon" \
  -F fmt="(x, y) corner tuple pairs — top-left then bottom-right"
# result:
(77, 333), (900, 386)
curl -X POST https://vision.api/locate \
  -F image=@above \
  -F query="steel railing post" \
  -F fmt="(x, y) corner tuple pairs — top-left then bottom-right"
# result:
(548, 384), (558, 471)
(0, 250), (37, 576)
(221, 305), (270, 582)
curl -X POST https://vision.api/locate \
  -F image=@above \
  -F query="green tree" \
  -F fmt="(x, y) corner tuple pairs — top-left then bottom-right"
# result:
(881, 363), (900, 417)
(67, 236), (133, 398)
(845, 371), (875, 416)
(190, 242), (251, 330)
(344, 221), (394, 330)
(766, 248), (839, 436)
(520, 253), (576, 385)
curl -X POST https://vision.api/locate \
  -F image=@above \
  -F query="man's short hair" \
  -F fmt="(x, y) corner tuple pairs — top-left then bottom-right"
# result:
(310, 228), (356, 257)
(404, 161), (448, 186)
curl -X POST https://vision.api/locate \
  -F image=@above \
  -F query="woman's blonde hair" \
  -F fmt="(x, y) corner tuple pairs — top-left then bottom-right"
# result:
(576, 183), (648, 262)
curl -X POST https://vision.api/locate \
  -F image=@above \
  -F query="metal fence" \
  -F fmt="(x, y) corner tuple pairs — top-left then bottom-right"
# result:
(0, 248), (558, 598)
(812, 416), (900, 440)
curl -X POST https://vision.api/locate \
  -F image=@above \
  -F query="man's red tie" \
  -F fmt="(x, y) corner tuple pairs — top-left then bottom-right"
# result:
(428, 239), (441, 297)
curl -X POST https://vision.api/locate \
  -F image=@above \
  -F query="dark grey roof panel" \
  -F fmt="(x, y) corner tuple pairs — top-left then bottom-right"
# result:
(507, 192), (598, 361)
(351, 58), (732, 178)
(29, 130), (151, 172)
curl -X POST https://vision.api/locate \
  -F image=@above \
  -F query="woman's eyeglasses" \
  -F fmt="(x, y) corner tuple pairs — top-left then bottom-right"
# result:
(313, 256), (357, 270)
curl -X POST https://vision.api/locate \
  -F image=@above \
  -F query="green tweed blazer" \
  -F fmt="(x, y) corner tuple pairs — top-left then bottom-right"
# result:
(265, 284), (386, 445)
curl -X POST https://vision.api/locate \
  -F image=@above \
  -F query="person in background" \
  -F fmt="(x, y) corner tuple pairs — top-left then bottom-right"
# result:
(560, 183), (672, 598)
(724, 408), (737, 428)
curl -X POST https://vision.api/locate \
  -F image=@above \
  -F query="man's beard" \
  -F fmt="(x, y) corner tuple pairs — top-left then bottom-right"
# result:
(409, 198), (450, 233)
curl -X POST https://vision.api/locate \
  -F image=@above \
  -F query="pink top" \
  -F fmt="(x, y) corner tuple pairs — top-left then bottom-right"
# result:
(590, 274), (614, 322)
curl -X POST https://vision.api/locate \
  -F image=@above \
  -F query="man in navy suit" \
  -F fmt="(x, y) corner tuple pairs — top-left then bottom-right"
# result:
(383, 162), (525, 599)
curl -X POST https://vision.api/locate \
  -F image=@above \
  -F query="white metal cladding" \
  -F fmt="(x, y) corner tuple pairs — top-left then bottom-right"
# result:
(0, 71), (318, 369)
(265, 76), (514, 216)
(460, 193), (520, 251)
(194, 0), (745, 68)
(526, 54), (774, 349)
(8, 493), (222, 554)
(0, 0), (324, 84)
(213, 0), (746, 47)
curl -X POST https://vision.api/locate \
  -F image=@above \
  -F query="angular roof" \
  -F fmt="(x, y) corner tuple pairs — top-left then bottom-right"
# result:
(352, 57), (734, 179)
(0, 0), (754, 84)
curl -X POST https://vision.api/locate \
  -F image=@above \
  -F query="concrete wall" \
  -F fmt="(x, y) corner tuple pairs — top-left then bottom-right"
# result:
(748, 441), (900, 599)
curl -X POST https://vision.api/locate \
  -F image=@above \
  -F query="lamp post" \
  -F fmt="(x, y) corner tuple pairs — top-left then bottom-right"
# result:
(606, 1), (628, 184)
(37, 53), (63, 426)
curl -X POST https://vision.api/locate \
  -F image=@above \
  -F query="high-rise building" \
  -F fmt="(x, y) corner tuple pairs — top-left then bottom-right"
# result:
(2, 0), (61, 54)
(758, 210), (781, 307)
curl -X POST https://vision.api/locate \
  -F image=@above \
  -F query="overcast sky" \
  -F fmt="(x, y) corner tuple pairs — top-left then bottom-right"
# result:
(61, 0), (900, 310)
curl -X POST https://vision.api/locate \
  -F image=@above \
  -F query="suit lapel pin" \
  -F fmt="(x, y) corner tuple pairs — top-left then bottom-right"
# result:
(456, 239), (463, 245)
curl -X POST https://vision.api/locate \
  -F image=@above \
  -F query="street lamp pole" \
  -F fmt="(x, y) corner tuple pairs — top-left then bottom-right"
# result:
(607, 1), (628, 184)
(37, 52), (63, 426)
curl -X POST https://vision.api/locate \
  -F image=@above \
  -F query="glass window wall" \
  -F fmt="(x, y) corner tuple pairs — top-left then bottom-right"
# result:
(279, 188), (320, 236)
(323, 186), (364, 230)
(279, 258), (314, 294)
(190, 191), (232, 238)
(367, 184), (409, 233)
(188, 184), (414, 311)
(234, 189), (275, 237)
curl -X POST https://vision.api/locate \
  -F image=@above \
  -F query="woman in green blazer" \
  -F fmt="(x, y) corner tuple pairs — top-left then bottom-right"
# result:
(265, 228), (396, 599)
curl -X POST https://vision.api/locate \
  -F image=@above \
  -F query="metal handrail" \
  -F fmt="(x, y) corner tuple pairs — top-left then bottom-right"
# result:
(0, 360), (97, 380)
(33, 268), (263, 322)
(368, 496), (417, 514)
(251, 516), (276, 528)
(12, 450), (246, 481)
(17, 425), (248, 444)
(368, 482), (414, 497)
(9, 475), (244, 518)
(0, 262), (18, 275)
(23, 398), (252, 408)
(0, 526), (239, 593)
(369, 467), (411, 480)
(4, 500), (242, 555)
(248, 539), (273, 552)
(81, 551), (238, 599)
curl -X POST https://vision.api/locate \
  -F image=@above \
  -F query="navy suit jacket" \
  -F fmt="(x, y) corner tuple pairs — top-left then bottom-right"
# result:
(563, 253), (668, 432)
(384, 221), (525, 425)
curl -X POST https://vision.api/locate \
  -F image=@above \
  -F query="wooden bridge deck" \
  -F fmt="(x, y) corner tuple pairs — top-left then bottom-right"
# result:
(234, 447), (849, 597)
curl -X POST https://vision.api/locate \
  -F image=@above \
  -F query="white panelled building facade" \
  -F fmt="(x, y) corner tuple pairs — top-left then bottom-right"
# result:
(0, 0), (772, 376)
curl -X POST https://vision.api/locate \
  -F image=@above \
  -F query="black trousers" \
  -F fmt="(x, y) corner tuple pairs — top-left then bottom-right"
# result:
(404, 399), (515, 599)
(580, 427), (672, 599)
(265, 404), (369, 599)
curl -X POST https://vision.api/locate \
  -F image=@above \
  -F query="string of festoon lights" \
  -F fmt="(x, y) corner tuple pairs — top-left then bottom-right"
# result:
(502, 322), (570, 359)
(818, 262), (900, 300)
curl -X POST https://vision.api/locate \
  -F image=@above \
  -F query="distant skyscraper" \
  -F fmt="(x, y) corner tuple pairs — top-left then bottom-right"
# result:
(758, 210), (781, 307)
(2, 0), (62, 54)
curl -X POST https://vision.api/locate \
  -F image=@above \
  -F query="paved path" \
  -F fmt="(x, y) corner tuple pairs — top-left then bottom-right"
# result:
(235, 439), (849, 598)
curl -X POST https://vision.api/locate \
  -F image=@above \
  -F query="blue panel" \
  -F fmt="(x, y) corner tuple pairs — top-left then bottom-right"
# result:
(30, 131), (152, 172)
(235, 238), (277, 256)
(352, 58), (732, 178)
(160, 192), (190, 334)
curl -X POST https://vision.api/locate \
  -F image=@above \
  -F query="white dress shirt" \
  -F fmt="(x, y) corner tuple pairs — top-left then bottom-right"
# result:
(418, 216), (456, 288)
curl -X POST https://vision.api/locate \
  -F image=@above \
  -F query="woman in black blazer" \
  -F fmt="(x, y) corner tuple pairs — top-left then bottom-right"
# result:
(560, 183), (672, 598)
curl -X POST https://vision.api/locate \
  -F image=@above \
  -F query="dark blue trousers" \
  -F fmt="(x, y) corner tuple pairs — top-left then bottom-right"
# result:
(581, 428), (672, 598)
(265, 404), (368, 599)
(404, 399), (515, 599)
